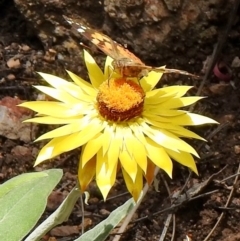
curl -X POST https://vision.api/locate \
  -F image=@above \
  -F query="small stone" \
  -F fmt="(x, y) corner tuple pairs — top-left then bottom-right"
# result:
(21, 44), (30, 51)
(79, 218), (92, 229)
(6, 74), (16, 81)
(26, 60), (32, 67)
(209, 83), (229, 95)
(88, 197), (99, 204)
(36, 51), (44, 56)
(99, 209), (110, 216)
(49, 48), (57, 54)
(57, 53), (64, 60)
(0, 78), (6, 84)
(234, 145), (240, 154)
(34, 166), (44, 172)
(11, 146), (31, 156)
(231, 56), (240, 68)
(44, 49), (57, 62)
(7, 57), (21, 69)
(0, 173), (5, 180)
(221, 114), (235, 123)
(47, 191), (66, 210)
(50, 225), (80, 237)
(64, 171), (77, 181)
(0, 97), (37, 142)
(11, 42), (19, 50)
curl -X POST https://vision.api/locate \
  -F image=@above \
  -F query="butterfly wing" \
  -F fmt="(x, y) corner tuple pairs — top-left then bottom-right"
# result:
(113, 42), (144, 65)
(63, 16), (196, 77)
(64, 15), (122, 60)
(63, 15), (144, 65)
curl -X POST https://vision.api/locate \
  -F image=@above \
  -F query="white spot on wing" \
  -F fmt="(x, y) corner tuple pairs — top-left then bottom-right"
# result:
(66, 19), (73, 24)
(78, 26), (87, 33)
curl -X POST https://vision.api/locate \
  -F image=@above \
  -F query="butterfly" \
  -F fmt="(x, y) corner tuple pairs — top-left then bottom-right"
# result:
(63, 15), (197, 78)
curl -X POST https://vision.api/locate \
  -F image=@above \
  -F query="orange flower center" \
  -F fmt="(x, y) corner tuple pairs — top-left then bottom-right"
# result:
(97, 78), (145, 121)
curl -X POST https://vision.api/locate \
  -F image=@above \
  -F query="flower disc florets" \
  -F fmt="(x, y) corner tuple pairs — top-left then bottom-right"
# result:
(97, 78), (145, 121)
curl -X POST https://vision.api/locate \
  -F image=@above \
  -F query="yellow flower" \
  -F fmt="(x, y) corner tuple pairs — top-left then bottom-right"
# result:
(19, 50), (217, 201)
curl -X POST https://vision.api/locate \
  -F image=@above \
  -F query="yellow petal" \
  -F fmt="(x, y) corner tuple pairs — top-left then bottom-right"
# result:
(145, 89), (176, 105)
(107, 135), (121, 177)
(143, 109), (186, 117)
(23, 116), (81, 124)
(129, 122), (147, 146)
(95, 150), (107, 178)
(52, 119), (105, 151)
(122, 167), (143, 202)
(35, 119), (105, 164)
(131, 137), (147, 173)
(37, 72), (72, 89)
(141, 112), (171, 123)
(19, 101), (82, 118)
(143, 117), (205, 140)
(122, 125), (134, 158)
(82, 133), (103, 166)
(141, 122), (199, 157)
(168, 113), (218, 126)
(102, 124), (113, 156)
(66, 70), (97, 97)
(141, 70), (163, 92)
(158, 86), (193, 98)
(159, 97), (204, 109)
(34, 137), (64, 165)
(38, 72), (92, 101)
(104, 56), (114, 79)
(119, 150), (138, 182)
(145, 138), (172, 177)
(96, 150), (117, 200)
(34, 86), (80, 104)
(78, 154), (96, 191)
(84, 50), (105, 88)
(166, 149), (198, 175)
(145, 160), (156, 184)
(35, 114), (99, 140)
(170, 127), (205, 140)
(36, 121), (86, 140)
(104, 125), (122, 178)
(109, 161), (118, 187)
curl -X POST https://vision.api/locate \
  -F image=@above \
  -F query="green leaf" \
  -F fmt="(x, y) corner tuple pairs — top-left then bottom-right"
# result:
(0, 172), (47, 199)
(75, 198), (135, 241)
(0, 169), (63, 241)
(25, 186), (81, 241)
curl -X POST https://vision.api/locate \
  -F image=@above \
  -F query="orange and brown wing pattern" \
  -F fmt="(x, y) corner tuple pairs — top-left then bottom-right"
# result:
(63, 15), (117, 59)
(63, 15), (144, 65)
(63, 16), (197, 78)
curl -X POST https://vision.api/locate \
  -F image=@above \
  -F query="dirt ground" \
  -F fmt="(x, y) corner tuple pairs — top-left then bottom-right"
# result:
(1, 1), (240, 241)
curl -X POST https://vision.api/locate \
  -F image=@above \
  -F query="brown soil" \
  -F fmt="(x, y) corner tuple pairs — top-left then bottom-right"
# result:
(1, 1), (240, 241)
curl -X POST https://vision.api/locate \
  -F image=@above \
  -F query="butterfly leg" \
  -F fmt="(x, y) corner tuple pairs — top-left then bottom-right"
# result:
(107, 65), (114, 86)
(136, 69), (149, 86)
(138, 69), (149, 79)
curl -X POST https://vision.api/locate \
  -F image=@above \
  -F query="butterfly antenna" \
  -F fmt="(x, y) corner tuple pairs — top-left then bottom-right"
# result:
(157, 67), (199, 78)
